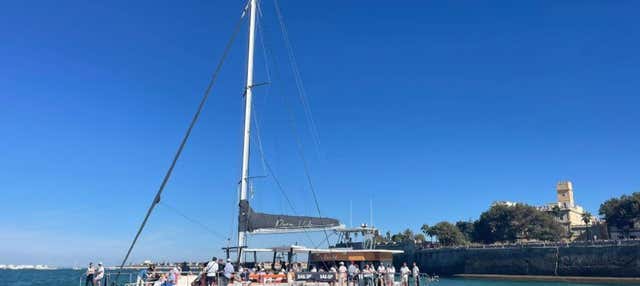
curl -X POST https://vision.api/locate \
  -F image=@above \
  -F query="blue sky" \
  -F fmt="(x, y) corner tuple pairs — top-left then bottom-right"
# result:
(1, 0), (639, 266)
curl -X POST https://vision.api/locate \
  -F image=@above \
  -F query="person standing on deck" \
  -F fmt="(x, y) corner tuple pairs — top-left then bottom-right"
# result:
(329, 265), (337, 286)
(362, 265), (373, 286)
(136, 266), (150, 286)
(338, 262), (347, 286)
(377, 264), (386, 286)
(237, 264), (245, 282)
(217, 259), (225, 285)
(205, 257), (219, 286)
(411, 262), (419, 286)
(400, 263), (410, 286)
(347, 262), (358, 286)
(174, 266), (181, 285)
(386, 264), (395, 286)
(94, 262), (105, 286)
(85, 262), (95, 286)
(223, 259), (235, 286)
(166, 267), (177, 286)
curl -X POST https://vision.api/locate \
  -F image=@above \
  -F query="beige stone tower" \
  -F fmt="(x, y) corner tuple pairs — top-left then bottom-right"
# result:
(556, 181), (575, 208)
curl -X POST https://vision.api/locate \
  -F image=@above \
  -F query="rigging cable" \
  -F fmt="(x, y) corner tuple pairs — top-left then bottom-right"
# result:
(255, 1), (333, 250)
(268, 1), (333, 246)
(251, 107), (269, 180)
(228, 184), (237, 250)
(273, 0), (323, 157)
(252, 2), (334, 270)
(256, 5), (273, 105)
(252, 102), (318, 248)
(113, 6), (247, 283)
(159, 202), (227, 239)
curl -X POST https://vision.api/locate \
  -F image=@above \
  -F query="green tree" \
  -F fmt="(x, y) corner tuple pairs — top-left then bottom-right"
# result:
(599, 193), (640, 236)
(414, 233), (426, 243)
(474, 204), (563, 243)
(455, 221), (475, 242)
(420, 224), (430, 235)
(402, 228), (414, 241)
(429, 221), (467, 246)
(391, 233), (403, 243)
(421, 224), (434, 242)
(391, 229), (415, 243)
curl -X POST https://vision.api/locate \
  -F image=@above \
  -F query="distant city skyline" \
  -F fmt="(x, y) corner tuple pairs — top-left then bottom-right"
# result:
(2, 0), (639, 266)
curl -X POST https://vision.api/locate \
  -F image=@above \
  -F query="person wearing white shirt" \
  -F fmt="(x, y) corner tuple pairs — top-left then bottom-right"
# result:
(376, 264), (386, 286)
(166, 267), (178, 286)
(400, 263), (410, 286)
(223, 259), (235, 286)
(93, 263), (105, 286)
(205, 257), (219, 286)
(328, 266), (337, 286)
(347, 262), (359, 286)
(386, 264), (395, 286)
(411, 263), (420, 286)
(338, 262), (347, 286)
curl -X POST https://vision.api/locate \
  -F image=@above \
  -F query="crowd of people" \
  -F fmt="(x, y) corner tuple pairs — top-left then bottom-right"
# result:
(136, 263), (188, 286)
(341, 261), (422, 286)
(85, 259), (432, 286)
(193, 258), (426, 286)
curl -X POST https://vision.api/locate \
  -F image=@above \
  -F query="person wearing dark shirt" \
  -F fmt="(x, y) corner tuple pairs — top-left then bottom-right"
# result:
(85, 263), (95, 286)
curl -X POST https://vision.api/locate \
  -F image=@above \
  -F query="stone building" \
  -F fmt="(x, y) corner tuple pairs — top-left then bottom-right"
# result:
(538, 181), (593, 240)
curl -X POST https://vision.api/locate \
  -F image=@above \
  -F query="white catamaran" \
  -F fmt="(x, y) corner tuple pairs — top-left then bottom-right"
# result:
(113, 0), (402, 285)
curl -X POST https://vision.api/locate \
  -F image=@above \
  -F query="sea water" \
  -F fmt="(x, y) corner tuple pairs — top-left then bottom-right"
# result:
(0, 270), (629, 286)
(0, 269), (138, 286)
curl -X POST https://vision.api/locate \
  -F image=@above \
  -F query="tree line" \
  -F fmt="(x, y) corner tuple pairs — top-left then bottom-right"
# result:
(599, 192), (640, 233)
(378, 192), (640, 246)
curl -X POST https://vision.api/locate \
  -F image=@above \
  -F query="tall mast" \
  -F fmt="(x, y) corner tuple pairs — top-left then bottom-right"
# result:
(238, 0), (257, 250)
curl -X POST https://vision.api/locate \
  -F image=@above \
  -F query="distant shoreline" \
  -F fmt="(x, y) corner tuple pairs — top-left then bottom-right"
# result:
(454, 274), (640, 284)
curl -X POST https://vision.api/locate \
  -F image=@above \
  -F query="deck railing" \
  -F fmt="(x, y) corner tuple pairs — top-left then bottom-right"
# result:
(77, 271), (439, 286)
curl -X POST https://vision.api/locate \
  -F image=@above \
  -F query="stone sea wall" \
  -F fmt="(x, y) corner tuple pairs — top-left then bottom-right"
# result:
(393, 244), (640, 277)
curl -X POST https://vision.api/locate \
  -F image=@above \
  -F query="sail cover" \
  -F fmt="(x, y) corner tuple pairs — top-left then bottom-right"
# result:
(239, 200), (342, 234)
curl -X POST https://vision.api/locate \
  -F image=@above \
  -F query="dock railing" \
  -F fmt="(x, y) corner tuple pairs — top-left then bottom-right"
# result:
(78, 272), (136, 286)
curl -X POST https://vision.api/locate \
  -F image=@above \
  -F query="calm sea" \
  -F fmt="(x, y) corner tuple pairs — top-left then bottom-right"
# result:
(0, 270), (629, 286)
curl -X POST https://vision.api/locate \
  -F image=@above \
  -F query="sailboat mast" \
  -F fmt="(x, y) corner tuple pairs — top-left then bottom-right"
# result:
(238, 0), (257, 250)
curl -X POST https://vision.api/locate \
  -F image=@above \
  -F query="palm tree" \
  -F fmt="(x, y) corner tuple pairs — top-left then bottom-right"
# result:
(582, 211), (593, 241)
(420, 224), (430, 235)
(421, 224), (434, 243)
(402, 228), (414, 242)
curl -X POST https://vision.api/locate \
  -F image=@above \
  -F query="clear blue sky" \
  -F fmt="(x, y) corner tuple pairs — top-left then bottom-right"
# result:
(1, 0), (639, 266)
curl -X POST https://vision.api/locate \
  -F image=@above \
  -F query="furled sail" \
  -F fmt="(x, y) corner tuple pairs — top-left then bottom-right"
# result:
(239, 200), (342, 234)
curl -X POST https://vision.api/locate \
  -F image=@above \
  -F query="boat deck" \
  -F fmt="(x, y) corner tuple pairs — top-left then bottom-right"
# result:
(124, 275), (334, 286)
